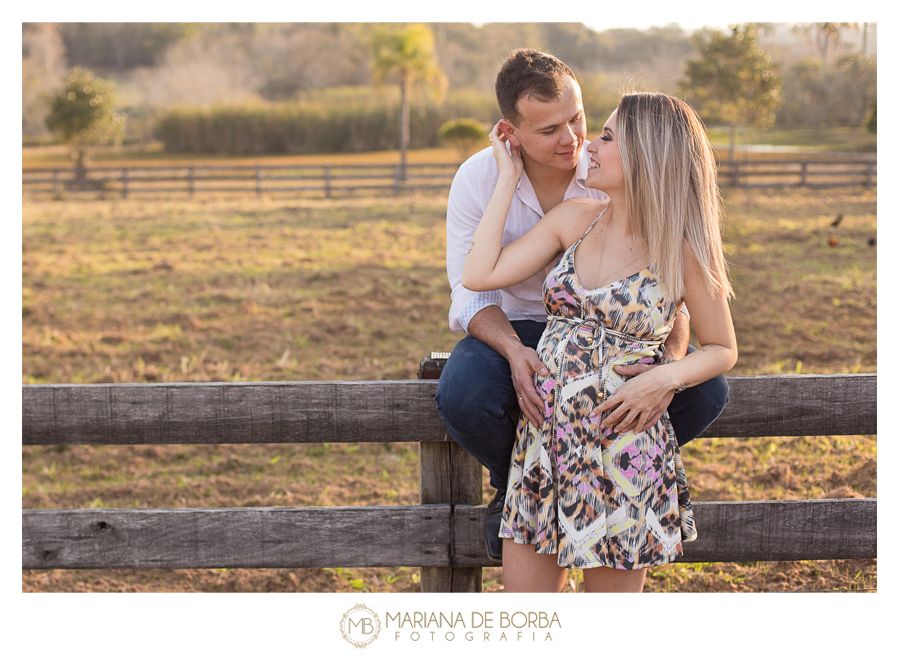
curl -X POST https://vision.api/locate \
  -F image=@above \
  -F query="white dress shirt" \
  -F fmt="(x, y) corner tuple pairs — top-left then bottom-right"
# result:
(446, 145), (608, 333)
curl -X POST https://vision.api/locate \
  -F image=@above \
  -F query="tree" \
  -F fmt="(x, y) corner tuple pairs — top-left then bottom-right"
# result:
(59, 23), (195, 69)
(45, 67), (126, 173)
(866, 100), (876, 134)
(679, 24), (782, 161)
(439, 118), (486, 161)
(23, 23), (68, 138)
(792, 22), (859, 69)
(372, 24), (447, 180)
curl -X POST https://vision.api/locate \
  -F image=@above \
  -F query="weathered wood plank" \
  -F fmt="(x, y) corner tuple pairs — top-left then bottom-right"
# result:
(419, 443), (452, 507)
(23, 499), (875, 570)
(22, 380), (449, 446)
(21, 374), (875, 446)
(419, 442), (482, 593)
(701, 374), (876, 438)
(22, 505), (450, 569)
(678, 498), (877, 562)
(451, 498), (877, 566)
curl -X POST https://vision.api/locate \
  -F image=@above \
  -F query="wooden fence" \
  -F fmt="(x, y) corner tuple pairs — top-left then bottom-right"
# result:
(21, 163), (459, 199)
(22, 364), (876, 592)
(22, 158), (876, 199)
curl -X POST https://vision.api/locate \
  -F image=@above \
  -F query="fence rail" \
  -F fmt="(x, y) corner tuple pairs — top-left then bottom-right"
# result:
(22, 372), (877, 591)
(22, 159), (876, 199)
(23, 498), (875, 570)
(22, 374), (876, 446)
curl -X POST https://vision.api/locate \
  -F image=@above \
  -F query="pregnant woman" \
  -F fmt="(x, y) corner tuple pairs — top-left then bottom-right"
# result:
(462, 92), (738, 593)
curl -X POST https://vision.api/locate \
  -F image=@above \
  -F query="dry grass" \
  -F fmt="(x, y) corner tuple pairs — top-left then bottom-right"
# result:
(22, 186), (877, 593)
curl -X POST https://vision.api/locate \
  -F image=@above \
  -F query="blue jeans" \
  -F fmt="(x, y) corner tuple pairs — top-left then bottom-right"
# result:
(434, 320), (729, 493)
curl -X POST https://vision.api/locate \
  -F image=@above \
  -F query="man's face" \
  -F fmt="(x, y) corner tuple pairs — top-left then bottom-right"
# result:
(500, 76), (586, 173)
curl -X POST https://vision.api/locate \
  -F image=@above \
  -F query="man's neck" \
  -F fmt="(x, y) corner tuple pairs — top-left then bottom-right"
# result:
(522, 155), (577, 190)
(522, 155), (577, 214)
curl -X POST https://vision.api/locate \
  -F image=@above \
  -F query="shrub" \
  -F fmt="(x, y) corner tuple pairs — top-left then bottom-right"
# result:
(154, 88), (498, 155)
(45, 67), (126, 170)
(439, 118), (487, 160)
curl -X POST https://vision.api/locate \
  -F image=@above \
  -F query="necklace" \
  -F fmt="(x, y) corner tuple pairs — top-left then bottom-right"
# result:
(592, 226), (648, 289)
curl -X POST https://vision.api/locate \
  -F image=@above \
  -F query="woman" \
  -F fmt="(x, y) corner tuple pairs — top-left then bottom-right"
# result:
(461, 92), (737, 593)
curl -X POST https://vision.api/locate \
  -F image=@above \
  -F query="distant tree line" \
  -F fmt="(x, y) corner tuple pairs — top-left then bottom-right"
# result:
(23, 22), (877, 151)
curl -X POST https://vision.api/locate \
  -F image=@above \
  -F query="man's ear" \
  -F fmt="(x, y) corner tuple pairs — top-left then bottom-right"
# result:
(499, 119), (520, 147)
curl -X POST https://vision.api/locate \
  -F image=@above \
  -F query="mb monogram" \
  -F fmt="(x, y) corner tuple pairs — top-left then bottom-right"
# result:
(339, 604), (382, 648)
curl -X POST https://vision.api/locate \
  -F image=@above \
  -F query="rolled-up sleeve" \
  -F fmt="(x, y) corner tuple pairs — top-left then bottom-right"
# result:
(446, 157), (501, 333)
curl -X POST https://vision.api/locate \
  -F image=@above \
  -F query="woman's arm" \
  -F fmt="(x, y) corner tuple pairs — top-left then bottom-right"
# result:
(461, 125), (575, 292)
(592, 244), (738, 433)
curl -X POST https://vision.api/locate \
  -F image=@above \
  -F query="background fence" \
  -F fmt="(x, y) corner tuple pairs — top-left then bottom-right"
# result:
(22, 159), (877, 199)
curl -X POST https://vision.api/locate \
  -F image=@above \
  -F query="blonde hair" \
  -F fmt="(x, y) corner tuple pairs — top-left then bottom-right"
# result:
(616, 92), (733, 301)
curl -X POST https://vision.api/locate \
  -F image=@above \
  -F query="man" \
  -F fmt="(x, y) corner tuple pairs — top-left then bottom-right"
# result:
(435, 49), (729, 562)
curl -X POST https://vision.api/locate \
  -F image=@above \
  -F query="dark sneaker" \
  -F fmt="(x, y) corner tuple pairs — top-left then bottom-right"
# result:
(484, 488), (505, 562)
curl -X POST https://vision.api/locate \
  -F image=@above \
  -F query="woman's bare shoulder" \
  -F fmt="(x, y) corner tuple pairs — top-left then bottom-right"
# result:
(549, 196), (609, 221)
(566, 196), (609, 210)
(543, 197), (609, 244)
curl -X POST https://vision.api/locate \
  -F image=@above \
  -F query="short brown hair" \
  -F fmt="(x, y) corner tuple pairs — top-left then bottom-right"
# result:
(495, 49), (576, 126)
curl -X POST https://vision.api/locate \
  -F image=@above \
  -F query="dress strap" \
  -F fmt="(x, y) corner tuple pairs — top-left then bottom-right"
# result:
(575, 205), (609, 244)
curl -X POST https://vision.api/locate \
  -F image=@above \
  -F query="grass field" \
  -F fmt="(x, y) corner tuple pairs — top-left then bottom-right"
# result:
(705, 127), (877, 153)
(22, 185), (877, 593)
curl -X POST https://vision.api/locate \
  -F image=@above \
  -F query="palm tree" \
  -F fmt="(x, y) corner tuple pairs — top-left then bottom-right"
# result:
(372, 24), (447, 181)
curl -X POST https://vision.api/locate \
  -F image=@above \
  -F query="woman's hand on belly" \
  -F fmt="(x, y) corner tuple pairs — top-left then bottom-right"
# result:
(590, 363), (675, 434)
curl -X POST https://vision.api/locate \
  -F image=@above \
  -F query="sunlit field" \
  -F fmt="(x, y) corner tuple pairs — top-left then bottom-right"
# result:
(22, 185), (876, 593)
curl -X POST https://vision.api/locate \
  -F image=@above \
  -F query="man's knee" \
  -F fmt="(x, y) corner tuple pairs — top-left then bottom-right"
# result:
(702, 374), (730, 418)
(434, 338), (513, 425)
(669, 373), (730, 446)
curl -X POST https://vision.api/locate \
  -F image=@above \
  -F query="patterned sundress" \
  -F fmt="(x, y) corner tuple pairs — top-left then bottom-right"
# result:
(499, 212), (697, 569)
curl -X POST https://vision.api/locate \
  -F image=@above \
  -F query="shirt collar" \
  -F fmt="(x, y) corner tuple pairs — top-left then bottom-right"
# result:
(516, 146), (593, 215)
(515, 169), (543, 216)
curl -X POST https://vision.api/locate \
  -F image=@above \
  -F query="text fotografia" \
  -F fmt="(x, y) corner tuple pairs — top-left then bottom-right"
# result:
(387, 611), (561, 642)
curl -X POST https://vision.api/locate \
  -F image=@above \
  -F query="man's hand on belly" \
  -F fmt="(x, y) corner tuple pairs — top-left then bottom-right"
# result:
(467, 305), (548, 428)
(507, 343), (548, 428)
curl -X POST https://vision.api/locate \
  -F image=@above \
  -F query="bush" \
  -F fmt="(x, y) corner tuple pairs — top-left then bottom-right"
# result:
(45, 67), (125, 169)
(154, 88), (499, 155)
(439, 118), (487, 160)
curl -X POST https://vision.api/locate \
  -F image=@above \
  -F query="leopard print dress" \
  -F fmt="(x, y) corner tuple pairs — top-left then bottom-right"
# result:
(499, 213), (697, 570)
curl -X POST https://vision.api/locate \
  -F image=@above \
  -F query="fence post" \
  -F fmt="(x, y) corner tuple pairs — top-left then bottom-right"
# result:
(394, 165), (401, 196)
(188, 167), (195, 198)
(418, 355), (483, 593)
(733, 161), (741, 187)
(800, 162), (808, 187)
(324, 166), (331, 199)
(52, 169), (60, 195)
(866, 162), (875, 187)
(256, 166), (263, 198)
(121, 168), (128, 199)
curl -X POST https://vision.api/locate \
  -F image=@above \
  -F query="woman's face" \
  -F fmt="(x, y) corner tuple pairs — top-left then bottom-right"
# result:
(585, 108), (624, 193)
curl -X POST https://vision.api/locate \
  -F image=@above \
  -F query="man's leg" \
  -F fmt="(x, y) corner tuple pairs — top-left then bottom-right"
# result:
(434, 321), (545, 560)
(667, 346), (731, 447)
